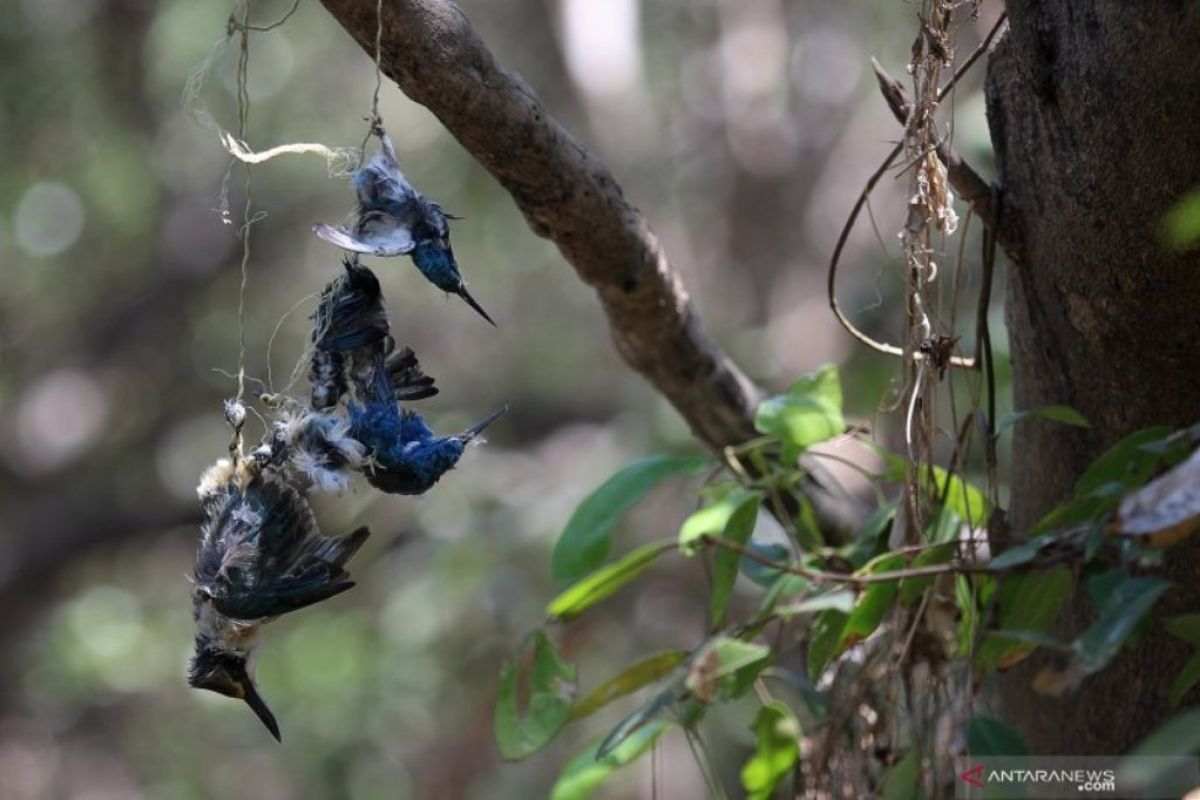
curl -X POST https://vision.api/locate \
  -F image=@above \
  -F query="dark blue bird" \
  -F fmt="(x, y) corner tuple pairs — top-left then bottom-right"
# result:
(349, 388), (506, 496)
(190, 463), (369, 741)
(314, 132), (495, 326)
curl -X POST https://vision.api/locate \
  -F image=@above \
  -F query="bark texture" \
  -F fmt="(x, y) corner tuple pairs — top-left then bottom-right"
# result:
(986, 0), (1200, 753)
(317, 0), (761, 452)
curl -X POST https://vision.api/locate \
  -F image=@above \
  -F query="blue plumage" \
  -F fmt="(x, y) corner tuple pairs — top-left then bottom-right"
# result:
(314, 132), (495, 326)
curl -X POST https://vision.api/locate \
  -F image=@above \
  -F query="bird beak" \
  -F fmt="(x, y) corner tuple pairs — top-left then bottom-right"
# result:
(239, 676), (282, 742)
(462, 406), (509, 441)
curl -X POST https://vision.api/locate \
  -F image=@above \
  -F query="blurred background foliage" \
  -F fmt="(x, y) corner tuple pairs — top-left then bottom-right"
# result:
(0, 0), (1006, 797)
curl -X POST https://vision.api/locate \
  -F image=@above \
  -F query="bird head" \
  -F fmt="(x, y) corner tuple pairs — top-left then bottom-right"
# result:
(188, 639), (280, 742)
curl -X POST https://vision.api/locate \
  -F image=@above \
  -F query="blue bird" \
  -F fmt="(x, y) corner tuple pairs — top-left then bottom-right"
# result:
(314, 133), (496, 326)
(189, 463), (369, 741)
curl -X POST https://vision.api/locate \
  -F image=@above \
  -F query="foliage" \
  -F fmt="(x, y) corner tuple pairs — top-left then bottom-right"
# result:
(496, 363), (1200, 795)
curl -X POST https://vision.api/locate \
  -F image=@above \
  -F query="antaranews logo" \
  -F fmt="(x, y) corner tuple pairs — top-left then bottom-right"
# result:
(954, 755), (1199, 799)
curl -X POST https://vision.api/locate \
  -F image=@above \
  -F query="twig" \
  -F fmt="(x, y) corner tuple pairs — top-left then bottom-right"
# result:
(698, 534), (997, 585)
(870, 14), (1024, 264)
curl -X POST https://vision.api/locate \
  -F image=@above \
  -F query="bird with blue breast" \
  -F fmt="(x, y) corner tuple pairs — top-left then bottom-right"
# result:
(314, 125), (496, 326)
(307, 257), (505, 495)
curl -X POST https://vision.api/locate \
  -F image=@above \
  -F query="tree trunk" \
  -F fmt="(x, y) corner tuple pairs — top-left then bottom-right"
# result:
(986, 0), (1200, 753)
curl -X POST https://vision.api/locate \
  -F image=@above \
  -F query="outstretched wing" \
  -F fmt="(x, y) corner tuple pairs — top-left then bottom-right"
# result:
(196, 475), (370, 620)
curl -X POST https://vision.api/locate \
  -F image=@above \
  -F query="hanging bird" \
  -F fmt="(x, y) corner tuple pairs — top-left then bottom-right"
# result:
(189, 464), (369, 741)
(338, 317), (503, 495)
(308, 258), (439, 407)
(350, 399), (507, 496)
(313, 132), (495, 326)
(308, 257), (392, 411)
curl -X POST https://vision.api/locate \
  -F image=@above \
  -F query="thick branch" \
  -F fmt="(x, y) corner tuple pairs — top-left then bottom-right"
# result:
(318, 0), (760, 451)
(871, 58), (1025, 265)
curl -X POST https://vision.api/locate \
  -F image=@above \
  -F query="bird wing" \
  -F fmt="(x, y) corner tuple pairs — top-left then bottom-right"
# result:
(385, 346), (439, 401)
(196, 475), (370, 620)
(313, 259), (390, 352)
(313, 218), (416, 257)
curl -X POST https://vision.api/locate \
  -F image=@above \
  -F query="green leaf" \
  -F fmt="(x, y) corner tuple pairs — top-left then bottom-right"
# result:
(703, 491), (765, 628)
(1169, 651), (1200, 708)
(685, 637), (772, 703)
(547, 540), (676, 622)
(757, 573), (810, 617)
(882, 463), (988, 525)
(997, 405), (1091, 436)
(569, 650), (687, 722)
(679, 489), (763, 556)
(1132, 709), (1200, 756)
(1074, 576), (1169, 671)
(975, 568), (1073, 673)
(1165, 614), (1200, 647)
(552, 455), (709, 582)
(740, 701), (801, 800)
(494, 631), (577, 760)
(739, 542), (792, 587)
(838, 555), (904, 652)
(776, 590), (856, 617)
(881, 752), (921, 800)
(754, 364), (845, 451)
(807, 609), (849, 682)
(987, 539), (1049, 570)
(1122, 710), (1200, 797)
(967, 715), (1030, 756)
(1075, 426), (1174, 497)
(551, 720), (669, 800)
(899, 510), (960, 604)
(1163, 188), (1200, 251)
(595, 685), (681, 760)
(930, 467), (989, 526)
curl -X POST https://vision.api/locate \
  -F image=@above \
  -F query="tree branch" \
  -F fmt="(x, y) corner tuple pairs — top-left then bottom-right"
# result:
(318, 0), (760, 450)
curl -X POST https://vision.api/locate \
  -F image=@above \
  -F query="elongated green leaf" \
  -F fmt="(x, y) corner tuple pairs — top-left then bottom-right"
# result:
(986, 629), (1067, 650)
(740, 542), (792, 588)
(552, 455), (709, 582)
(881, 462), (988, 525)
(679, 489), (763, 556)
(547, 540), (675, 622)
(899, 510), (960, 604)
(1074, 576), (1169, 670)
(1075, 426), (1173, 496)
(807, 609), (849, 682)
(551, 720), (670, 800)
(754, 364), (845, 451)
(1165, 614), (1200, 646)
(1123, 710), (1200, 797)
(975, 568), (1073, 673)
(706, 491), (765, 628)
(930, 467), (988, 526)
(987, 539), (1049, 570)
(776, 590), (855, 617)
(569, 650), (687, 722)
(838, 555), (903, 652)
(595, 685), (681, 759)
(1169, 651), (1200, 708)
(741, 702), (801, 800)
(967, 715), (1029, 756)
(997, 405), (1091, 436)
(495, 632), (577, 760)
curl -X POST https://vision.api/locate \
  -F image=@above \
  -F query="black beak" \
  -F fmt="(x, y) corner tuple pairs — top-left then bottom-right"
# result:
(240, 677), (282, 742)
(456, 285), (497, 327)
(461, 406), (508, 442)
